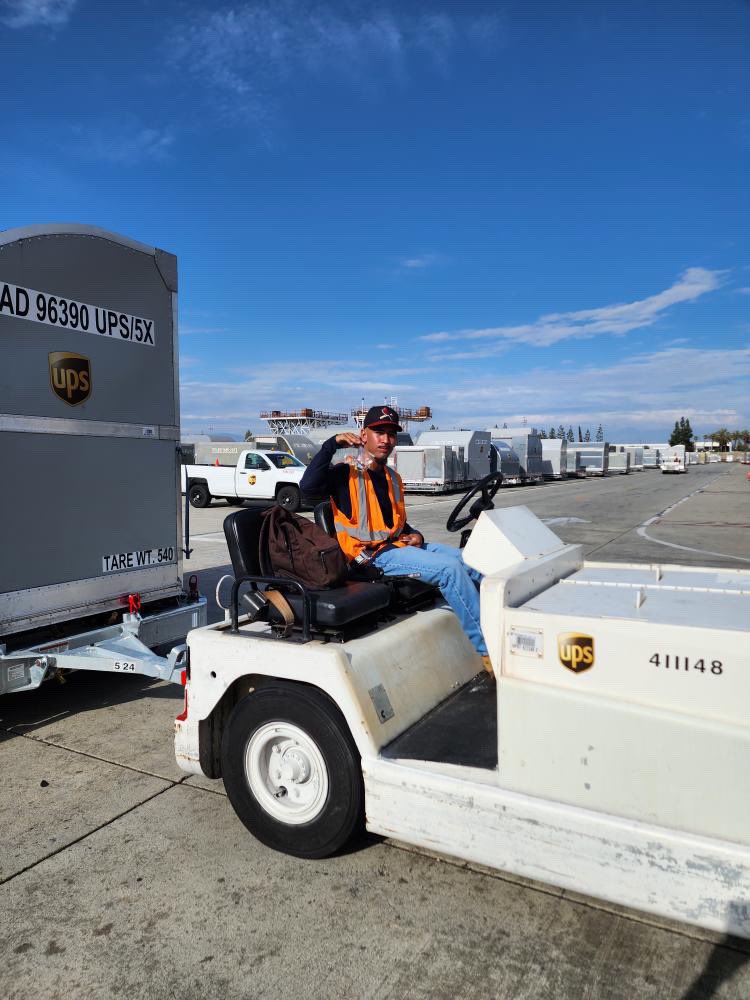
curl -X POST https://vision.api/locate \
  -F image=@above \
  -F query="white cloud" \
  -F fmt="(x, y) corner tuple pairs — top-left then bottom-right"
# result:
(376, 343), (396, 350)
(438, 347), (750, 437)
(401, 255), (435, 270)
(69, 118), (175, 165)
(180, 357), (420, 431)
(170, 3), (500, 121)
(179, 345), (750, 440)
(735, 287), (750, 295)
(0, 0), (75, 28)
(422, 267), (726, 356)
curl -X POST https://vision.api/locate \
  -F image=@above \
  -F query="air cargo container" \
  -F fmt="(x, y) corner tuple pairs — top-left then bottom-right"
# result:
(490, 441), (522, 485)
(565, 447), (586, 477)
(417, 430), (491, 483)
(490, 429), (543, 484)
(576, 443), (610, 476)
(607, 450), (631, 474)
(390, 445), (466, 492)
(0, 223), (206, 695)
(540, 438), (568, 479)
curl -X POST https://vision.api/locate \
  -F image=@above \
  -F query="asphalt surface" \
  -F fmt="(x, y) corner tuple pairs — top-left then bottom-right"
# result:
(1, 462), (749, 999)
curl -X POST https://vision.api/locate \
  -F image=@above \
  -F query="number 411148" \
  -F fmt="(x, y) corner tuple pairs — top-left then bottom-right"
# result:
(650, 654), (723, 675)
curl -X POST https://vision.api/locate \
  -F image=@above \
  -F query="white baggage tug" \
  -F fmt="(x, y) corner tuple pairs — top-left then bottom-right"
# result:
(175, 476), (750, 938)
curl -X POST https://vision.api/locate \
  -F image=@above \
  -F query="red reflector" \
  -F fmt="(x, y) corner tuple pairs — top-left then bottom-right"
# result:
(176, 672), (188, 722)
(128, 593), (142, 614)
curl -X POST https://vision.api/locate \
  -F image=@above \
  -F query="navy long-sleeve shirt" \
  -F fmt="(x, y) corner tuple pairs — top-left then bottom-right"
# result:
(301, 436), (416, 536)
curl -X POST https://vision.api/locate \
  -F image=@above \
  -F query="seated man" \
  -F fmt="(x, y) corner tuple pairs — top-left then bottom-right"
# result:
(300, 405), (491, 673)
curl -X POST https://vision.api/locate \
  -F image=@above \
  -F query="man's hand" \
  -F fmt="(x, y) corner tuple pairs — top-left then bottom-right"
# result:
(399, 532), (424, 547)
(335, 432), (361, 448)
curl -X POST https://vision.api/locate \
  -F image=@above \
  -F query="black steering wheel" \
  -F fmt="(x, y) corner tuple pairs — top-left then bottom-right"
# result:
(446, 472), (504, 533)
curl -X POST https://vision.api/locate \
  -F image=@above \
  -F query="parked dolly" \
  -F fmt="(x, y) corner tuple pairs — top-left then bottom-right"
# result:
(175, 480), (750, 938)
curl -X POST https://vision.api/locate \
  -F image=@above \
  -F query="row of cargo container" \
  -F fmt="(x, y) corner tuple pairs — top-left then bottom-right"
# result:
(182, 430), (687, 495)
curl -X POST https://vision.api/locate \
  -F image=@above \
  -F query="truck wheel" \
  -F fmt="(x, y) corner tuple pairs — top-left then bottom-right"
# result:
(276, 485), (301, 513)
(188, 483), (211, 508)
(221, 685), (364, 859)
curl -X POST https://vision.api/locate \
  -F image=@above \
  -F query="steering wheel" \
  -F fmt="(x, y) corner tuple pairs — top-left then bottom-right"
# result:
(446, 472), (504, 533)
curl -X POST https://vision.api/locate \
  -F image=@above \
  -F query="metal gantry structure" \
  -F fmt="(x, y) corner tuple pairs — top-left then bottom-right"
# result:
(260, 401), (432, 435)
(259, 409), (350, 435)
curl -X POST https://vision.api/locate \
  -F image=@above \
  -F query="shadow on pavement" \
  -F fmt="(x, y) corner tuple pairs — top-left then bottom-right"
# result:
(680, 930), (750, 999)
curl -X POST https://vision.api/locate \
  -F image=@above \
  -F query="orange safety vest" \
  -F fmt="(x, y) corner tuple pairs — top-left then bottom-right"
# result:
(332, 464), (408, 563)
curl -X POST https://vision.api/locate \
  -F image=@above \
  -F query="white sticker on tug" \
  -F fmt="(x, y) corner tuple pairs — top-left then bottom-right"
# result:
(0, 279), (155, 345)
(103, 547), (175, 573)
(509, 627), (544, 658)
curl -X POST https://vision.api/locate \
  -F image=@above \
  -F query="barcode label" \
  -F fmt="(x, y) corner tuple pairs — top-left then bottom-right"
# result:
(509, 628), (543, 658)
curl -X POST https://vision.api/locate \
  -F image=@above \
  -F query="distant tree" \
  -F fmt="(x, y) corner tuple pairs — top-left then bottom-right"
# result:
(707, 427), (731, 452)
(557, 424), (566, 440)
(502, 421), (508, 428)
(584, 428), (591, 443)
(539, 429), (547, 439)
(578, 425), (583, 442)
(567, 427), (575, 442)
(670, 416), (695, 451)
(595, 424), (604, 442)
(549, 427), (556, 439)
(244, 429), (253, 441)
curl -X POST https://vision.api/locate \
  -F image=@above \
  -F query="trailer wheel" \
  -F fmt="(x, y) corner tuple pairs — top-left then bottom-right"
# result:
(188, 483), (211, 508)
(276, 485), (301, 513)
(221, 685), (363, 859)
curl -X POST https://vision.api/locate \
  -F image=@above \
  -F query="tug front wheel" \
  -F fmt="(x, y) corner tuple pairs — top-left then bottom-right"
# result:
(221, 684), (364, 859)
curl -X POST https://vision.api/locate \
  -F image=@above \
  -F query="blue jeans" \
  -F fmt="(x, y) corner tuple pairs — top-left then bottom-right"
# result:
(373, 542), (487, 656)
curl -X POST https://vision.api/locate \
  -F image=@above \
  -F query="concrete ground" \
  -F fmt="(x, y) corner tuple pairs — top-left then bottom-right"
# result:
(2, 463), (749, 999)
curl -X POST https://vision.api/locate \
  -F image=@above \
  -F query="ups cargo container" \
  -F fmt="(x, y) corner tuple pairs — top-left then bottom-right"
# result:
(0, 224), (206, 695)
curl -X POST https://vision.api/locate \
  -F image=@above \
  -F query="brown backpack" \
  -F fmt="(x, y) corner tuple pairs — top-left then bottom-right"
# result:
(259, 505), (348, 590)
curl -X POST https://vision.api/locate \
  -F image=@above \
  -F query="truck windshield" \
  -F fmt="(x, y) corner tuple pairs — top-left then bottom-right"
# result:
(268, 453), (304, 469)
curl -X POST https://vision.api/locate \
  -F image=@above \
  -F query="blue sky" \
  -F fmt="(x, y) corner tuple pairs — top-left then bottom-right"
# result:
(2, 0), (749, 441)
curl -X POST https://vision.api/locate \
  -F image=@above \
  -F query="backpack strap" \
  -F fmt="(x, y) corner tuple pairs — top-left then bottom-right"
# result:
(264, 588), (295, 637)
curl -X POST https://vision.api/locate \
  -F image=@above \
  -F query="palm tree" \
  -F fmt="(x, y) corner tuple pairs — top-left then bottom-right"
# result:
(709, 428), (731, 452)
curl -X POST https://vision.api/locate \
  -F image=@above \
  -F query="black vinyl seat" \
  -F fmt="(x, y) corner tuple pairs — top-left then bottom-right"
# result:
(223, 507), (391, 635)
(313, 501), (438, 610)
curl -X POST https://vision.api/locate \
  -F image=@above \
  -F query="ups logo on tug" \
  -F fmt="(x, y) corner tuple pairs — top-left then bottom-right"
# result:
(558, 633), (595, 673)
(49, 352), (91, 406)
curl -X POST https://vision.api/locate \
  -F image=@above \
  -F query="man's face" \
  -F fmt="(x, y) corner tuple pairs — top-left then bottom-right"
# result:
(362, 425), (397, 463)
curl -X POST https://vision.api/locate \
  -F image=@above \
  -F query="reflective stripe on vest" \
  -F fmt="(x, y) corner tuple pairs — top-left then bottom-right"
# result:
(332, 464), (407, 562)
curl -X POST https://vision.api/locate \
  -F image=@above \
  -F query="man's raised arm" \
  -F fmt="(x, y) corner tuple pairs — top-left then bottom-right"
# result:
(300, 432), (360, 497)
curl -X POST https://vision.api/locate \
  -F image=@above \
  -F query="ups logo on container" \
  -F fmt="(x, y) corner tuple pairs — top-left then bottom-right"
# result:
(49, 352), (91, 406)
(558, 633), (595, 673)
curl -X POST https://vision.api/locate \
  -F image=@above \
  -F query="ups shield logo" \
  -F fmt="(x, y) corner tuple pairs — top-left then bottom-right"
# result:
(558, 633), (595, 673)
(49, 352), (91, 406)
(247, 474), (256, 485)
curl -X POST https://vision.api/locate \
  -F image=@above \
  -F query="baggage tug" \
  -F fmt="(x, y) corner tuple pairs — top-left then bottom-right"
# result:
(175, 489), (750, 939)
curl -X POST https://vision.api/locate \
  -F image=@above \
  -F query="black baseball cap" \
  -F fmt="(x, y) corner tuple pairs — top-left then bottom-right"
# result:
(363, 404), (402, 432)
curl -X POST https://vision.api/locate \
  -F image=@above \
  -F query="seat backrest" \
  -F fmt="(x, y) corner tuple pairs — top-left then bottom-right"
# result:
(314, 500), (336, 538)
(223, 507), (265, 579)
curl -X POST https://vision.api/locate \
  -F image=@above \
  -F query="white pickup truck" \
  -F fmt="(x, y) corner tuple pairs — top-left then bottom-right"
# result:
(182, 449), (306, 511)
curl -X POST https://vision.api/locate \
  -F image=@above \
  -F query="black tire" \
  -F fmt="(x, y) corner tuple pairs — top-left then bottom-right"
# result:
(221, 684), (364, 859)
(226, 497), (245, 506)
(276, 485), (301, 513)
(188, 482), (211, 508)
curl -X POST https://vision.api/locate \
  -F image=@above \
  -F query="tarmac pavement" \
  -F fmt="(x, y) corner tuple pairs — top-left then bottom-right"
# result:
(2, 462), (749, 999)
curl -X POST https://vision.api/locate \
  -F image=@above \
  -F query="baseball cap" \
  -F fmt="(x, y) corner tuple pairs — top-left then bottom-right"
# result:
(362, 404), (402, 432)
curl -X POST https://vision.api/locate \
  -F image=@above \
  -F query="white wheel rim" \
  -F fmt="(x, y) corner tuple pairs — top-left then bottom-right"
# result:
(245, 722), (329, 825)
